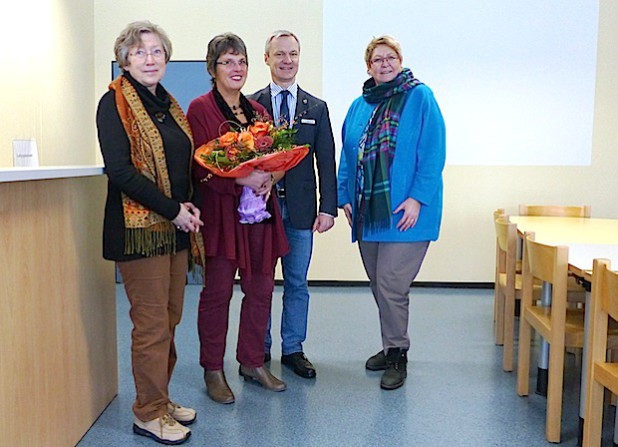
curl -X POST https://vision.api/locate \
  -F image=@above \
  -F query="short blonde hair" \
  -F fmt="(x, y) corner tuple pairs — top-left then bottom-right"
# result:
(364, 35), (402, 69)
(114, 20), (172, 69)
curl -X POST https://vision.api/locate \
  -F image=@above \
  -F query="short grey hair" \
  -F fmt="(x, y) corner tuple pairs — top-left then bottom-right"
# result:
(264, 30), (301, 55)
(114, 20), (172, 70)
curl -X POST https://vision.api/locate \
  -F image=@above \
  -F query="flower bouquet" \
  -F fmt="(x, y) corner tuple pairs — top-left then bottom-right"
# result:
(194, 120), (309, 224)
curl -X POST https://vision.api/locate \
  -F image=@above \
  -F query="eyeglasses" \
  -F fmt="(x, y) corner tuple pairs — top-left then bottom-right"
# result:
(130, 48), (166, 61)
(215, 59), (247, 68)
(370, 55), (399, 66)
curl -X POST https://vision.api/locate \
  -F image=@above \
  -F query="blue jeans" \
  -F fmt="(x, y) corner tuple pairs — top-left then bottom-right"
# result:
(266, 200), (313, 355)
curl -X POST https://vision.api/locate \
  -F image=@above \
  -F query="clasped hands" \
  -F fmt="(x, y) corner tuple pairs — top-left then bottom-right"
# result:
(172, 202), (203, 233)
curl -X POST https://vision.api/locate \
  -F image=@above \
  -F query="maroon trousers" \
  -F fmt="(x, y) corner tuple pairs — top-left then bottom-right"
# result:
(198, 225), (276, 370)
(118, 250), (188, 422)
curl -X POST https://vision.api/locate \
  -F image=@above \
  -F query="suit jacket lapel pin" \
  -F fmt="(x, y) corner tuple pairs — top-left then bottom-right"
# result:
(302, 98), (308, 105)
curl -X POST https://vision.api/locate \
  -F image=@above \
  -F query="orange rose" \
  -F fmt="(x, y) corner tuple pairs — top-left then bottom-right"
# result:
(218, 131), (238, 147)
(249, 121), (271, 138)
(238, 131), (256, 151)
(200, 140), (217, 156)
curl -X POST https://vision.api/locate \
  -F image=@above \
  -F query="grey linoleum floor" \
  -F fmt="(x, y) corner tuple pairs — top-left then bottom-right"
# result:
(77, 285), (616, 446)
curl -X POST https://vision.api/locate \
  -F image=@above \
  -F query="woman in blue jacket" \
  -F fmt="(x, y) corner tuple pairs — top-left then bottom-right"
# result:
(338, 35), (446, 390)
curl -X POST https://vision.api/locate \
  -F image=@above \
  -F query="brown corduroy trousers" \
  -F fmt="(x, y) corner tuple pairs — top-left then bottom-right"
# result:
(118, 249), (188, 422)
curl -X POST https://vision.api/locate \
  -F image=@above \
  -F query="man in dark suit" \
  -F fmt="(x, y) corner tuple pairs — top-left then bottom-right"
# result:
(250, 30), (337, 379)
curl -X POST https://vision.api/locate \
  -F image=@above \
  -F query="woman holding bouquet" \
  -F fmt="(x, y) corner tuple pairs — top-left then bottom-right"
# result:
(187, 32), (289, 404)
(97, 21), (203, 445)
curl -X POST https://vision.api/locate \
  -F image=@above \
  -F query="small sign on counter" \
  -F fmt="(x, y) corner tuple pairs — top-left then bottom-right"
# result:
(13, 138), (39, 167)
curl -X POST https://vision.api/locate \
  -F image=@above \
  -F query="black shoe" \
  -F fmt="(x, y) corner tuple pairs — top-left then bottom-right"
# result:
(365, 350), (387, 371)
(264, 352), (271, 363)
(281, 352), (316, 379)
(380, 348), (407, 390)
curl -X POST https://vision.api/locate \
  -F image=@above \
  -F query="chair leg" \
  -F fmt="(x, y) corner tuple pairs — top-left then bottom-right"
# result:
(582, 373), (604, 447)
(545, 344), (566, 443)
(503, 289), (515, 371)
(517, 314), (532, 396)
(610, 350), (618, 405)
(495, 288), (505, 345)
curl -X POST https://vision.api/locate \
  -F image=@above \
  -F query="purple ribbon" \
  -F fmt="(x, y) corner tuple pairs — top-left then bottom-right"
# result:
(237, 186), (271, 224)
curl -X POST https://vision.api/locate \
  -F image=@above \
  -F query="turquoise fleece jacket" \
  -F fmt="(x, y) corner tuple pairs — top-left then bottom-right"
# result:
(337, 84), (446, 243)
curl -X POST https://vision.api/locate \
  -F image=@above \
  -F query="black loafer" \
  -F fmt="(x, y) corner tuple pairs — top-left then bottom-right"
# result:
(281, 352), (316, 379)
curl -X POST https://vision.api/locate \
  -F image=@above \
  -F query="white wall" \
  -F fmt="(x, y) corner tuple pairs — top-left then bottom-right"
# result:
(4, 0), (617, 283)
(0, 0), (95, 167)
(93, 1), (323, 115)
(324, 1), (599, 167)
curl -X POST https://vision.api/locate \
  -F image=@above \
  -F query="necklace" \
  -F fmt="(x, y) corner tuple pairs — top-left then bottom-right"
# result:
(231, 104), (243, 116)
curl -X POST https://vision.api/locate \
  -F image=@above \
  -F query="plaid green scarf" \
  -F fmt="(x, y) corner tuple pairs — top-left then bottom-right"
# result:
(356, 68), (421, 232)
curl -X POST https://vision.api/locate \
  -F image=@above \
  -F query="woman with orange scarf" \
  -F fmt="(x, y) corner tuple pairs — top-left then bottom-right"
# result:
(96, 21), (202, 445)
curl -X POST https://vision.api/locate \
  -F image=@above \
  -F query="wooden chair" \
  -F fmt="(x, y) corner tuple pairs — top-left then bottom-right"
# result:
(516, 233), (585, 443)
(519, 204), (589, 304)
(493, 209), (508, 346)
(494, 215), (519, 370)
(518, 204), (592, 218)
(583, 259), (618, 447)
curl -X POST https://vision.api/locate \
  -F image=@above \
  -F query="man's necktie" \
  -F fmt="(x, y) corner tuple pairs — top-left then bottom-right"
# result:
(276, 90), (291, 196)
(279, 90), (290, 126)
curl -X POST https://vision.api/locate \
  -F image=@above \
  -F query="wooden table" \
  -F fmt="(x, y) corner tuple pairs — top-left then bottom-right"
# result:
(511, 216), (618, 245)
(511, 216), (618, 444)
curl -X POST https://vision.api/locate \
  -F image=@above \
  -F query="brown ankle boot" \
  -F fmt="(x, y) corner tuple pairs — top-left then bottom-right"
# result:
(238, 365), (287, 392)
(204, 370), (235, 404)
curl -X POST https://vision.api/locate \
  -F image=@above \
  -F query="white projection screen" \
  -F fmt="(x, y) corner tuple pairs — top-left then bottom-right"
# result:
(323, 1), (599, 166)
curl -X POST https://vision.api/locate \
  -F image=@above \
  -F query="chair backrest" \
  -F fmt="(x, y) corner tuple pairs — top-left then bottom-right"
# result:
(495, 216), (517, 261)
(524, 234), (568, 284)
(494, 217), (518, 297)
(592, 259), (618, 322)
(518, 204), (591, 218)
(522, 233), (569, 310)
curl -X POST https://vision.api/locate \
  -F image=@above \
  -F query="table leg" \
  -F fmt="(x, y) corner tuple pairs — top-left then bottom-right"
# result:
(536, 281), (551, 397)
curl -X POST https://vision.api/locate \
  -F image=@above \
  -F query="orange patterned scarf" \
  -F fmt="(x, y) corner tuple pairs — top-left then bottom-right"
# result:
(109, 76), (193, 256)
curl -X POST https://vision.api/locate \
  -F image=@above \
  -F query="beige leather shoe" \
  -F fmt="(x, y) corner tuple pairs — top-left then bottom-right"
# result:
(204, 369), (235, 404)
(167, 401), (197, 425)
(133, 413), (191, 445)
(239, 365), (287, 392)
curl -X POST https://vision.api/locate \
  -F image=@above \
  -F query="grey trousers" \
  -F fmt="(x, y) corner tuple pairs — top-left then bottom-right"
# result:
(359, 240), (430, 351)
